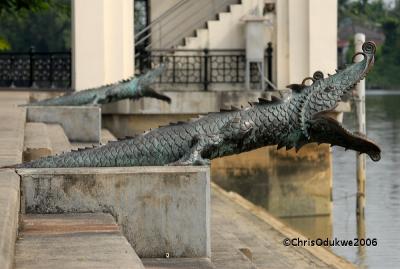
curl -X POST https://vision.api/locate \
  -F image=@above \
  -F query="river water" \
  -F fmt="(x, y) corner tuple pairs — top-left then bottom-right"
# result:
(330, 91), (400, 269)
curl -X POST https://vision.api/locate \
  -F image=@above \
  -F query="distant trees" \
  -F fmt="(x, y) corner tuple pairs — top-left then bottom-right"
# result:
(0, 0), (70, 52)
(339, 0), (400, 88)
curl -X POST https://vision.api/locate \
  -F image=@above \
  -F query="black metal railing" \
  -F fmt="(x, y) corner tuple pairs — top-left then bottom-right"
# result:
(0, 48), (71, 90)
(136, 43), (274, 90)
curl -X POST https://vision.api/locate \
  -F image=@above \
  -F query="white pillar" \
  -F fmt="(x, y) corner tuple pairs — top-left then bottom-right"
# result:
(72, 0), (134, 91)
(276, 0), (337, 88)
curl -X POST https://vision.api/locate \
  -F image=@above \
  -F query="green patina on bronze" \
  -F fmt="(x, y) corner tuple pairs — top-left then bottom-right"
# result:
(15, 42), (381, 168)
(23, 65), (170, 106)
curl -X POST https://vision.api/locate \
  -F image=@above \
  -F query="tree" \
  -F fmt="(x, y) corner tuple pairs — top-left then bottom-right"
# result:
(0, 0), (52, 14)
(340, 0), (400, 88)
(0, 0), (70, 52)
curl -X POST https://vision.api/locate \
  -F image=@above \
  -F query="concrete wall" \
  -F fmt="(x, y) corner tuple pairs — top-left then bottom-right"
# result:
(72, 0), (134, 91)
(101, 90), (270, 115)
(275, 0), (337, 88)
(18, 167), (211, 258)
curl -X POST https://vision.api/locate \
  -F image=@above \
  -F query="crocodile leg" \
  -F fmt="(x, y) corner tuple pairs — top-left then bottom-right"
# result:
(308, 112), (381, 161)
(169, 134), (222, 166)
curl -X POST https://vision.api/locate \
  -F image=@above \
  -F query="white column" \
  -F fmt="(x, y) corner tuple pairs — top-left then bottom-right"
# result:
(72, 0), (134, 91)
(275, 0), (337, 88)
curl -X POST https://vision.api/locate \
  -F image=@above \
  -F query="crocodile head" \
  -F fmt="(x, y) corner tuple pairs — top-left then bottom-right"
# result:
(289, 41), (381, 161)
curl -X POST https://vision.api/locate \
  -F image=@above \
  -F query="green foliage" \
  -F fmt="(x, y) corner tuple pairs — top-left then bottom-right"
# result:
(0, 0), (54, 14)
(340, 0), (400, 89)
(0, 0), (70, 52)
(0, 37), (10, 51)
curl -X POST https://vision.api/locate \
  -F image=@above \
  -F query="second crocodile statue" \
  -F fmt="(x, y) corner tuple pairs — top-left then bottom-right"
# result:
(23, 65), (170, 106)
(12, 41), (381, 168)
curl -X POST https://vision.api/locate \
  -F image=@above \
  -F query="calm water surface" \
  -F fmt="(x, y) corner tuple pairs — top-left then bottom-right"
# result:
(331, 92), (400, 269)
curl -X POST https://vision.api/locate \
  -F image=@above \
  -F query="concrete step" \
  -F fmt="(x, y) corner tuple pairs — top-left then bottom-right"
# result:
(15, 213), (145, 269)
(46, 124), (72, 154)
(100, 128), (117, 145)
(0, 169), (20, 269)
(142, 258), (215, 269)
(23, 122), (52, 161)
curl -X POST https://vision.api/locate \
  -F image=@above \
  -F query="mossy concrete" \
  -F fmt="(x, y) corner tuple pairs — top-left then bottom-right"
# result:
(17, 166), (211, 258)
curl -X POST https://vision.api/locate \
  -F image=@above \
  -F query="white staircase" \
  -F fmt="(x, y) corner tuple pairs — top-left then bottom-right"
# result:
(179, 0), (264, 50)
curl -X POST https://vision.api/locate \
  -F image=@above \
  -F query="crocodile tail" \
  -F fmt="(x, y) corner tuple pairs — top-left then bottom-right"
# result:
(12, 146), (102, 168)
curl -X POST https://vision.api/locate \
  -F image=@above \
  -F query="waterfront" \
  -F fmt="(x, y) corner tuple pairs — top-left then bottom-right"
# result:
(215, 91), (400, 269)
(331, 91), (400, 269)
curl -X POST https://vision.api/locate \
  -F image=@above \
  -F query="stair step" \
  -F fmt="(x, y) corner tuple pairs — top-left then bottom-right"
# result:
(101, 129), (117, 145)
(218, 12), (231, 21)
(15, 213), (145, 269)
(46, 124), (72, 154)
(23, 123), (52, 162)
(142, 258), (215, 269)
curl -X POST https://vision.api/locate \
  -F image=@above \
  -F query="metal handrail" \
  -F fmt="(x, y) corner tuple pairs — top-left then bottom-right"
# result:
(135, 47), (275, 91)
(134, 0), (189, 39)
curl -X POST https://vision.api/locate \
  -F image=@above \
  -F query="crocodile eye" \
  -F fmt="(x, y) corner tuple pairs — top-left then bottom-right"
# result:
(324, 86), (334, 93)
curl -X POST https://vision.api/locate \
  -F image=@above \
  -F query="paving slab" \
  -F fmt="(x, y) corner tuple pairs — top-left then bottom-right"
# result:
(15, 213), (144, 269)
(142, 258), (215, 269)
(210, 183), (356, 269)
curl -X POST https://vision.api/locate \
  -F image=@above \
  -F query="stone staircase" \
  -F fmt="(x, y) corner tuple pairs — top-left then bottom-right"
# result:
(177, 0), (265, 50)
(0, 93), (146, 269)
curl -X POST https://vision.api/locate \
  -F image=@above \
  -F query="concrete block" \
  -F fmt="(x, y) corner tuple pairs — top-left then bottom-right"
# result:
(0, 169), (20, 269)
(26, 106), (101, 143)
(17, 166), (211, 258)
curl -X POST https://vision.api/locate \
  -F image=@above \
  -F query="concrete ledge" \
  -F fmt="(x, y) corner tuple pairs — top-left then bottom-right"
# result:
(101, 90), (269, 114)
(26, 106), (101, 142)
(0, 169), (20, 269)
(15, 213), (144, 269)
(17, 166), (211, 258)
